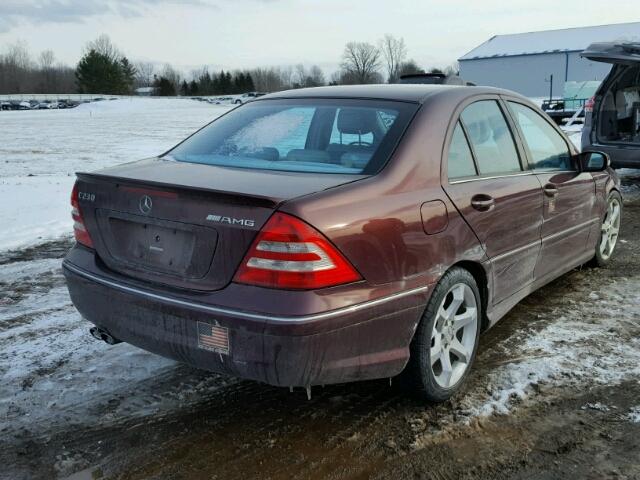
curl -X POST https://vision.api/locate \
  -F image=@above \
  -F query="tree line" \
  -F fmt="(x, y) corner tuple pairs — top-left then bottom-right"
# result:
(0, 34), (458, 95)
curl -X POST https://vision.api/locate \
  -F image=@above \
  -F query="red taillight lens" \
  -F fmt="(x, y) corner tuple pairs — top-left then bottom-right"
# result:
(585, 96), (595, 113)
(234, 212), (361, 290)
(71, 182), (94, 248)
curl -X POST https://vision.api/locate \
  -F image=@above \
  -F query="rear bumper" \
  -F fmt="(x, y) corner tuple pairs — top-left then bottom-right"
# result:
(63, 260), (430, 387)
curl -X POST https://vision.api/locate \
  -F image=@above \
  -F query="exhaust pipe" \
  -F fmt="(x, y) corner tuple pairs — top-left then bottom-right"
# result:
(89, 326), (122, 345)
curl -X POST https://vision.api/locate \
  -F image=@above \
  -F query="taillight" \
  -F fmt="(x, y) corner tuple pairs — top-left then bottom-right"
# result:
(585, 96), (595, 113)
(71, 182), (94, 248)
(234, 212), (361, 290)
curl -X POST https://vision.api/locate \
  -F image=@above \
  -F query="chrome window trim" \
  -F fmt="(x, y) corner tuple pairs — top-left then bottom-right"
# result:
(63, 261), (430, 324)
(449, 171), (535, 184)
(449, 169), (585, 185)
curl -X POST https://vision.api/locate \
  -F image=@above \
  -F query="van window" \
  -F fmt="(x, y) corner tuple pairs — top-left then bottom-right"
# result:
(460, 100), (521, 175)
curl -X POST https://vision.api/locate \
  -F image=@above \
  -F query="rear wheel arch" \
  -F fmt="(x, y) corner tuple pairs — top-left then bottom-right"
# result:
(401, 265), (484, 402)
(448, 261), (490, 331)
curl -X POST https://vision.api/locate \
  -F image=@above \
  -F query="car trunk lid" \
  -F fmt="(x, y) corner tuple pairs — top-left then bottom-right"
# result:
(75, 157), (364, 291)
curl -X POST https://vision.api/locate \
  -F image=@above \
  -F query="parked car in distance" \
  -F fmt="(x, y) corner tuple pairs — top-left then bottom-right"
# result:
(233, 92), (265, 104)
(37, 101), (56, 109)
(581, 42), (640, 168)
(63, 85), (620, 402)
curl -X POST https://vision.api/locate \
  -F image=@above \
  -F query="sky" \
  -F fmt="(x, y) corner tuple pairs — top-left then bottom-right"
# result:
(0, 0), (638, 76)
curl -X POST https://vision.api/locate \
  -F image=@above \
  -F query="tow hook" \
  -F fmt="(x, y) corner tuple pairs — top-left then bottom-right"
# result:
(89, 326), (122, 345)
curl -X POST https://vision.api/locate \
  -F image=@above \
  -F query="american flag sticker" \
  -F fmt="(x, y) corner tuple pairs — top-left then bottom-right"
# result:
(197, 321), (230, 355)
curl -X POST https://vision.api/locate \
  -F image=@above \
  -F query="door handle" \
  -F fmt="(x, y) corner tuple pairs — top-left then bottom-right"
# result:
(544, 184), (559, 197)
(471, 194), (495, 212)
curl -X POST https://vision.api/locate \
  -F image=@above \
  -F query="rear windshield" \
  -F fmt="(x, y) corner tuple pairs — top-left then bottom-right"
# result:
(165, 98), (418, 175)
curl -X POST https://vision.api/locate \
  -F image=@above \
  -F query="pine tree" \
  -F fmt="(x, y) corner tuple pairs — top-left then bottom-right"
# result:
(75, 49), (124, 94)
(153, 76), (176, 96)
(180, 80), (189, 96)
(189, 80), (198, 95)
(119, 57), (136, 94)
(225, 71), (232, 93)
(245, 72), (255, 92)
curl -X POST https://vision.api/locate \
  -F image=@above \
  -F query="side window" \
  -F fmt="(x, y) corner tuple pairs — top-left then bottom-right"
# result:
(460, 100), (521, 175)
(507, 102), (572, 170)
(448, 122), (477, 179)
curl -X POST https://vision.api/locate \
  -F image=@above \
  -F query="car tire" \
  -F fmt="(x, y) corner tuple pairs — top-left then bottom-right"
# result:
(401, 267), (481, 403)
(590, 190), (622, 268)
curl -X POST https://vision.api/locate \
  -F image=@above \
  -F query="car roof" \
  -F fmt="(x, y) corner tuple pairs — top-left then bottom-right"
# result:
(259, 84), (513, 104)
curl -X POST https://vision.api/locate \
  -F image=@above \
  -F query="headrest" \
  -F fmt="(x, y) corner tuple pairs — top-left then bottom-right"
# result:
(337, 108), (377, 135)
(465, 119), (491, 145)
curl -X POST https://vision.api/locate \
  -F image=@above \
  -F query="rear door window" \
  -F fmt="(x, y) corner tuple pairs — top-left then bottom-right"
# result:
(507, 102), (572, 170)
(448, 122), (477, 179)
(460, 100), (521, 175)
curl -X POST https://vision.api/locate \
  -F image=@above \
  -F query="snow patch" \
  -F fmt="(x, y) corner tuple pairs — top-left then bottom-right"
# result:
(469, 277), (640, 417)
(0, 98), (231, 252)
(628, 406), (640, 423)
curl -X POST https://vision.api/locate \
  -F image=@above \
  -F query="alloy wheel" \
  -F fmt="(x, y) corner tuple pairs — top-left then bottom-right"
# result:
(430, 283), (478, 389)
(600, 197), (621, 261)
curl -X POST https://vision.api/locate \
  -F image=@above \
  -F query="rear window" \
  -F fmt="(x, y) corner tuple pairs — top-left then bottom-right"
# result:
(165, 98), (418, 175)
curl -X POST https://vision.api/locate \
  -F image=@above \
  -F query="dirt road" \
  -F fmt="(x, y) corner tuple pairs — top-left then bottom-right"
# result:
(2, 173), (639, 480)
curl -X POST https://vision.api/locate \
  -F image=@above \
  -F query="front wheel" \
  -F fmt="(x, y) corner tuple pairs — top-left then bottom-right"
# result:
(592, 191), (622, 267)
(401, 267), (481, 402)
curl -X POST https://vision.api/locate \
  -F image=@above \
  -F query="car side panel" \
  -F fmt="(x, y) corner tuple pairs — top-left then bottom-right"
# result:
(533, 171), (596, 280)
(282, 97), (487, 289)
(443, 176), (543, 304)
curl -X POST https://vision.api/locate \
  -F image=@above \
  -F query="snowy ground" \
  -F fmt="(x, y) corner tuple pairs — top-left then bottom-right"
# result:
(0, 98), (230, 250)
(1, 99), (639, 480)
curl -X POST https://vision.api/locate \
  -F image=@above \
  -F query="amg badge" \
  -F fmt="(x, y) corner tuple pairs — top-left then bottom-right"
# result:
(206, 214), (255, 227)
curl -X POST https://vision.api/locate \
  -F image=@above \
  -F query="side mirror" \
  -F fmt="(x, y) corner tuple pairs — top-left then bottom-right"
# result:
(579, 151), (610, 172)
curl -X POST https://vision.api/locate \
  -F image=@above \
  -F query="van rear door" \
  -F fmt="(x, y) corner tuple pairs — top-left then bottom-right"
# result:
(580, 42), (640, 157)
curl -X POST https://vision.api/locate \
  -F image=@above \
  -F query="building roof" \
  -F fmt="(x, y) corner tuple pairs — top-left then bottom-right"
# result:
(459, 22), (640, 61)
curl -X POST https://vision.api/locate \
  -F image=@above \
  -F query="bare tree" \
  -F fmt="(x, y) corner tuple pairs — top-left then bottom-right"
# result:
(294, 64), (307, 87)
(291, 64), (325, 88)
(308, 65), (325, 87)
(2, 41), (32, 93)
(38, 50), (55, 70)
(160, 63), (181, 91)
(379, 34), (407, 83)
(135, 61), (156, 87)
(86, 34), (121, 61)
(279, 65), (295, 90)
(444, 62), (460, 76)
(340, 42), (381, 84)
(38, 50), (56, 92)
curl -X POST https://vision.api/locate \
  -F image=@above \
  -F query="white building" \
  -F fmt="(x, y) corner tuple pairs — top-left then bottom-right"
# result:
(135, 87), (156, 96)
(458, 22), (640, 97)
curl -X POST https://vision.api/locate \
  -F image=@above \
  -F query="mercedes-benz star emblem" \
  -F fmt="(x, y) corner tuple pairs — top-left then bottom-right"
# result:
(139, 195), (153, 214)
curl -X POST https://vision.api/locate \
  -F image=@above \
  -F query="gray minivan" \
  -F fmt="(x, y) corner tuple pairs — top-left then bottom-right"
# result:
(581, 42), (640, 168)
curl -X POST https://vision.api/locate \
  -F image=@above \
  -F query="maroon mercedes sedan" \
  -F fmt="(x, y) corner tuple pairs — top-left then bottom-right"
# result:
(63, 85), (621, 402)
